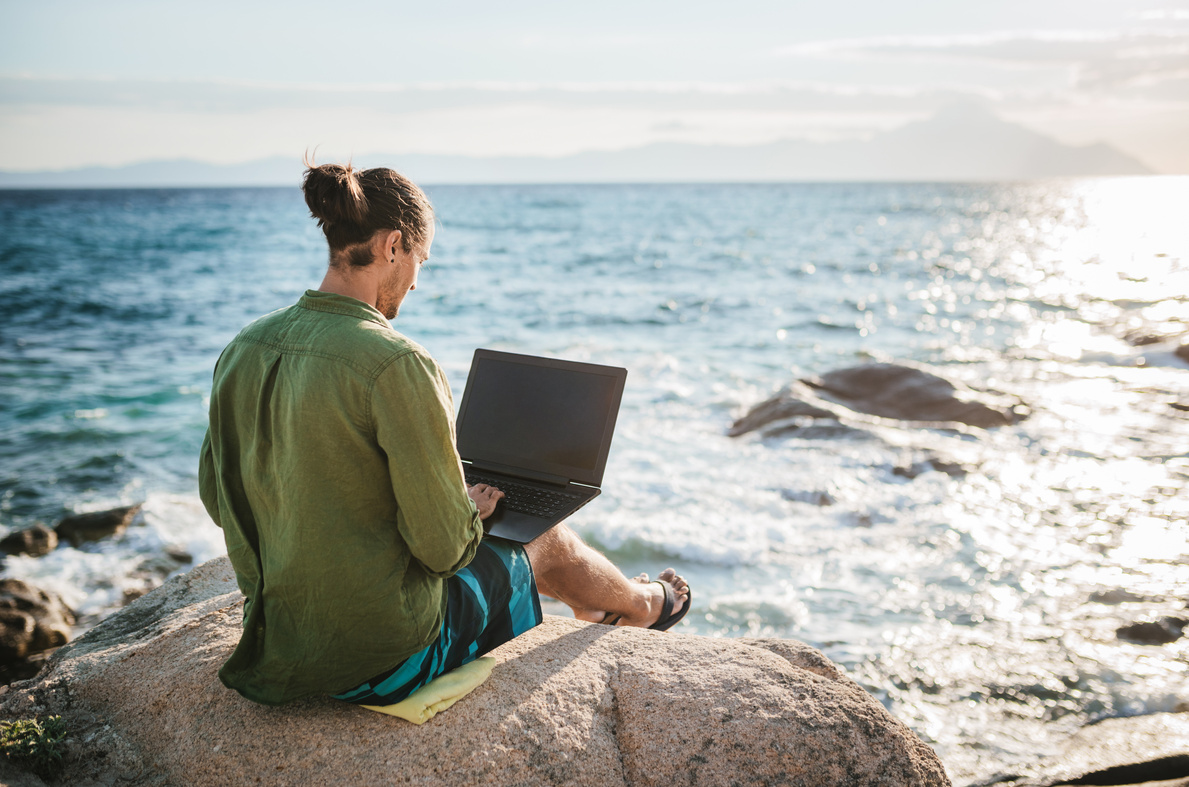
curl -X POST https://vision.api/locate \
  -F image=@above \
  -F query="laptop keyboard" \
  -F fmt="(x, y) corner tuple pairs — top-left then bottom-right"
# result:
(465, 473), (581, 518)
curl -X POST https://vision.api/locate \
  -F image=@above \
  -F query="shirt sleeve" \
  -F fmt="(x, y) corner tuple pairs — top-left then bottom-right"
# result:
(198, 427), (223, 529)
(373, 350), (483, 578)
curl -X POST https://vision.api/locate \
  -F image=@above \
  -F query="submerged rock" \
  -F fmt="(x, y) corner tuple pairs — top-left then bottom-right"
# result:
(893, 454), (972, 480)
(53, 504), (141, 547)
(780, 488), (837, 506)
(0, 579), (75, 685)
(1117, 616), (1188, 645)
(0, 558), (951, 786)
(1125, 326), (1187, 347)
(730, 362), (1026, 437)
(1089, 588), (1149, 605)
(0, 524), (58, 557)
(981, 711), (1189, 787)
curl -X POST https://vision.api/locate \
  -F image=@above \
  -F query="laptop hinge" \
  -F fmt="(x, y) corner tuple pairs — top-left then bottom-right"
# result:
(464, 460), (570, 487)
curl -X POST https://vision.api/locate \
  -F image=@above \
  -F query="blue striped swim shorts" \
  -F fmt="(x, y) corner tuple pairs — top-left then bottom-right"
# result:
(332, 537), (543, 706)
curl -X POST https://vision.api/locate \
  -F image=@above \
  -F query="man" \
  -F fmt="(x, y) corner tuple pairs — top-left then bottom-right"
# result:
(199, 162), (690, 709)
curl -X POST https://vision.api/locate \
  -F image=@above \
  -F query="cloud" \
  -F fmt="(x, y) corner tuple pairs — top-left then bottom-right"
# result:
(650, 119), (699, 133)
(0, 71), (1184, 172)
(772, 29), (1189, 92)
(775, 30), (1117, 59)
(1136, 9), (1189, 20)
(0, 75), (946, 115)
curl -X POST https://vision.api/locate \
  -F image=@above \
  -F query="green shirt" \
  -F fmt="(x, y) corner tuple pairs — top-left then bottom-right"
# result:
(198, 290), (483, 705)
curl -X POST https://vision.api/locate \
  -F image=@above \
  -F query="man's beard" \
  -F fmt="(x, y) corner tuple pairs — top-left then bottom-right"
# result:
(376, 268), (404, 319)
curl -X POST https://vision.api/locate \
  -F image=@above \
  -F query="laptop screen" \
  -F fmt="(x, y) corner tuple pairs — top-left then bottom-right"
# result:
(456, 350), (627, 486)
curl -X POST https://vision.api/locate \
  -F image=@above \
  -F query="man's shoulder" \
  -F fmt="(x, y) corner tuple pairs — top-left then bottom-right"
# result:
(353, 321), (436, 370)
(225, 305), (293, 353)
(236, 304), (292, 336)
(229, 301), (435, 377)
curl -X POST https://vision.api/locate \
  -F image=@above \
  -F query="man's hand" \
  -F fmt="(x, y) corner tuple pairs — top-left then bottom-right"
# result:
(467, 483), (505, 520)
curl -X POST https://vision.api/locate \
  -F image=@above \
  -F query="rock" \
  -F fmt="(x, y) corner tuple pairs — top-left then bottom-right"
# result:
(802, 363), (1027, 428)
(1176, 344), (1189, 364)
(0, 758), (50, 787)
(730, 363), (1027, 437)
(133, 553), (187, 580)
(728, 383), (836, 436)
(893, 455), (971, 480)
(767, 421), (874, 440)
(0, 524), (58, 557)
(849, 511), (895, 528)
(1117, 616), (1188, 645)
(1124, 326), (1188, 347)
(53, 504), (141, 547)
(121, 587), (150, 605)
(120, 552), (190, 607)
(1120, 318), (1188, 348)
(985, 711), (1189, 787)
(0, 580), (75, 685)
(120, 548), (196, 604)
(1089, 588), (1149, 605)
(1126, 331), (1169, 346)
(926, 459), (968, 477)
(0, 558), (951, 786)
(780, 489), (837, 506)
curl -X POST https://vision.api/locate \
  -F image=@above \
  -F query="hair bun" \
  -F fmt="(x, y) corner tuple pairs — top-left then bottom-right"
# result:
(302, 162), (369, 228)
(300, 157), (434, 263)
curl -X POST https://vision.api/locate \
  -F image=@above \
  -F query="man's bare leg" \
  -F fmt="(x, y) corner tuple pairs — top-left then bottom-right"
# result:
(522, 524), (689, 628)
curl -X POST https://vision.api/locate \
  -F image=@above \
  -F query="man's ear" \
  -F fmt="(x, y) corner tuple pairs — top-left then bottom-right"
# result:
(385, 229), (403, 261)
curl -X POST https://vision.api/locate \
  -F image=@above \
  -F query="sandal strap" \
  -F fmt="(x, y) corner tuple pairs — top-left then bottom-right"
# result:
(653, 580), (674, 623)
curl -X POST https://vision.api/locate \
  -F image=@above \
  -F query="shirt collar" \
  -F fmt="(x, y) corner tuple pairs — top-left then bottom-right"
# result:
(296, 290), (392, 328)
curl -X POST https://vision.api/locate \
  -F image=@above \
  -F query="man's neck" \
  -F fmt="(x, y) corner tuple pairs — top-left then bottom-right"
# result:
(318, 269), (378, 310)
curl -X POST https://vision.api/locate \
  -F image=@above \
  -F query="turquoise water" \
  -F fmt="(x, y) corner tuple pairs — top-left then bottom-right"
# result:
(2, 180), (1187, 782)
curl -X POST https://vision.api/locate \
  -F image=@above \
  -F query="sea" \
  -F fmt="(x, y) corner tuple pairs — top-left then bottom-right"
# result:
(1, 179), (1187, 783)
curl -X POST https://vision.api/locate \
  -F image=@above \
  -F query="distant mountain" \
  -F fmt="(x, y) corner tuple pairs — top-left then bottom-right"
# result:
(0, 157), (303, 189)
(0, 106), (1151, 188)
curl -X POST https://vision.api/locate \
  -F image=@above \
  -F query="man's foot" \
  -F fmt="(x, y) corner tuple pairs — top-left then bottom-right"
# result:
(607, 568), (690, 630)
(598, 574), (650, 625)
(645, 569), (692, 631)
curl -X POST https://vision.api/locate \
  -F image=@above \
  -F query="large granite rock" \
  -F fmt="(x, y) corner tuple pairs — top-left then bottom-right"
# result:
(0, 558), (950, 786)
(731, 362), (1027, 437)
(0, 580), (75, 685)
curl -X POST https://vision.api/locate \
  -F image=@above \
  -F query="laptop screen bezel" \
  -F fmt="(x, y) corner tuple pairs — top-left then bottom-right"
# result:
(455, 349), (627, 487)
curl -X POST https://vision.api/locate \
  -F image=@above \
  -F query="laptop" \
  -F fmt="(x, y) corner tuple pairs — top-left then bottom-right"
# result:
(456, 348), (628, 543)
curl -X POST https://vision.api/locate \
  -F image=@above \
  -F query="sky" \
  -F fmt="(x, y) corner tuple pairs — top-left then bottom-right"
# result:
(2, 0), (1188, 173)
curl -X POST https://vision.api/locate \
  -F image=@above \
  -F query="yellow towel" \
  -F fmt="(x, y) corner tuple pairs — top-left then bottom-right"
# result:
(360, 656), (495, 724)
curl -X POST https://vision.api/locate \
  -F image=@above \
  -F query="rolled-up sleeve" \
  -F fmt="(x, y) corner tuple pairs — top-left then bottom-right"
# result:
(373, 350), (483, 578)
(198, 428), (222, 529)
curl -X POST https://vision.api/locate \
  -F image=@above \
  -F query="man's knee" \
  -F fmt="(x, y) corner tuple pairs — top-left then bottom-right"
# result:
(523, 523), (584, 568)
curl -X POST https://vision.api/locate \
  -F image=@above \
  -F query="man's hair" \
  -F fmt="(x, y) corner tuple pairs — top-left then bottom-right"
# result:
(302, 158), (434, 268)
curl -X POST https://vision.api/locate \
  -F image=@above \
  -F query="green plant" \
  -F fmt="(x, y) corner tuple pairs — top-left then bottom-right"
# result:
(0, 715), (67, 778)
